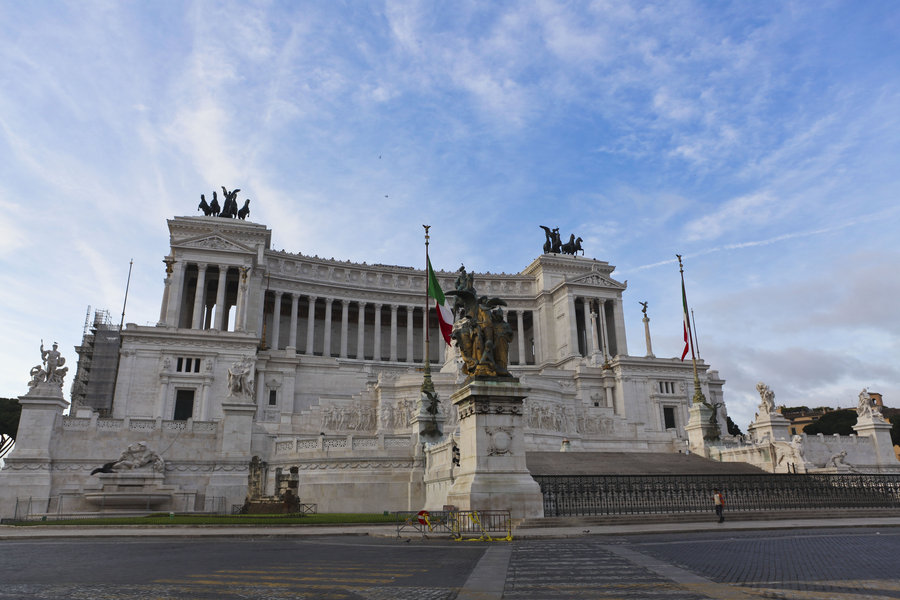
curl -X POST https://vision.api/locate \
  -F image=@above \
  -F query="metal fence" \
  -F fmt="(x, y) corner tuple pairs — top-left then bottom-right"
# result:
(5, 495), (229, 522)
(536, 474), (900, 517)
(394, 510), (512, 541)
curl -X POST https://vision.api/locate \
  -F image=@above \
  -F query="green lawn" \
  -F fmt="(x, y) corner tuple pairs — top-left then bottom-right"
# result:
(9, 512), (400, 526)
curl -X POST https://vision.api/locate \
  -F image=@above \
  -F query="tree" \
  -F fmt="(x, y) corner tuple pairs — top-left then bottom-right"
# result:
(0, 397), (22, 459)
(803, 409), (857, 436)
(726, 416), (743, 436)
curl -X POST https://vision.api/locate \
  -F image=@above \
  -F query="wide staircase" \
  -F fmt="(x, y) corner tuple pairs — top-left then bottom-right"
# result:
(524, 451), (900, 520)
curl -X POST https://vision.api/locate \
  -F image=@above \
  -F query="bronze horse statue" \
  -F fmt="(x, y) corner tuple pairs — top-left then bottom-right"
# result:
(198, 194), (212, 216)
(561, 235), (583, 256)
(237, 199), (250, 220)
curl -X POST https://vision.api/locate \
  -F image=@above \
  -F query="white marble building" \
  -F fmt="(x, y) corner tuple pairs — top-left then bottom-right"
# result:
(1, 215), (726, 517)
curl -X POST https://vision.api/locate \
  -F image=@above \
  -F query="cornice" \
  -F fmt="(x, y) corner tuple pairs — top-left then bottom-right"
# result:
(121, 325), (260, 349)
(168, 216), (271, 247)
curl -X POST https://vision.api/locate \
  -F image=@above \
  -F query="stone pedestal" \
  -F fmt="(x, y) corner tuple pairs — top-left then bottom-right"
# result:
(445, 379), (543, 520)
(83, 470), (176, 511)
(747, 411), (791, 443)
(207, 402), (256, 509)
(685, 402), (719, 452)
(0, 385), (70, 518)
(853, 416), (899, 469)
(10, 386), (69, 460)
(220, 402), (257, 457)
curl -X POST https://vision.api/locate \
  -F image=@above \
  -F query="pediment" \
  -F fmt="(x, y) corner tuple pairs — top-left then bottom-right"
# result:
(568, 272), (627, 290)
(173, 234), (253, 254)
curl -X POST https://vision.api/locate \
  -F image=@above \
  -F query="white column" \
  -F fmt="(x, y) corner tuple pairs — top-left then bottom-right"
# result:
(356, 302), (367, 359)
(236, 266), (249, 332)
(517, 310), (526, 365)
(612, 298), (628, 356)
(323, 298), (333, 357)
(215, 265), (228, 330)
(199, 382), (210, 421)
(158, 277), (171, 325)
(373, 303), (382, 361)
(165, 260), (186, 327)
(389, 304), (398, 362)
(255, 371), (266, 413)
(288, 294), (299, 350)
(581, 297), (593, 357)
(406, 306), (415, 362)
(589, 308), (604, 366)
(533, 306), (544, 364)
(256, 286), (266, 337)
(305, 296), (317, 355)
(157, 378), (169, 420)
(340, 299), (350, 358)
(271, 291), (283, 350)
(567, 293), (578, 357)
(598, 299), (610, 358)
(158, 259), (174, 325)
(191, 263), (208, 329)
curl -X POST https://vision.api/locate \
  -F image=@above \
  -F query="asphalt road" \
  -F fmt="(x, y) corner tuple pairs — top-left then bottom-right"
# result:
(1, 528), (899, 599)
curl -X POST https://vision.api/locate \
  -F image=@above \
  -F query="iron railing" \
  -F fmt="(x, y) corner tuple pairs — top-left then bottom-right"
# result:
(394, 510), (512, 540)
(535, 474), (900, 517)
(3, 495), (229, 522)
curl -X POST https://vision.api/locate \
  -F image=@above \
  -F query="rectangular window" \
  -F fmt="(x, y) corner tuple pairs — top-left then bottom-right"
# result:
(663, 406), (676, 429)
(658, 381), (677, 395)
(174, 389), (195, 421)
(268, 390), (277, 406)
(175, 357), (202, 373)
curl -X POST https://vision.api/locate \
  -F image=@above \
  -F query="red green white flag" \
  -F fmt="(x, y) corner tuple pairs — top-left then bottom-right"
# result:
(681, 278), (692, 361)
(427, 258), (453, 345)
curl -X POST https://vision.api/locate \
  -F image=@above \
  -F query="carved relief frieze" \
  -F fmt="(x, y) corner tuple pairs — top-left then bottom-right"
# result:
(322, 404), (377, 432)
(456, 399), (523, 420)
(2, 461), (51, 472)
(177, 235), (252, 254)
(287, 459), (422, 471)
(378, 398), (415, 430)
(568, 272), (626, 289)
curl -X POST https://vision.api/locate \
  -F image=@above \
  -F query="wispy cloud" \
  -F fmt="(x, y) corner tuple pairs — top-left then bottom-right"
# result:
(0, 1), (898, 431)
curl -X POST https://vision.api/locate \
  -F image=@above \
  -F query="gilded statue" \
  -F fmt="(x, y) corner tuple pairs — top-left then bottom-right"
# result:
(446, 268), (514, 378)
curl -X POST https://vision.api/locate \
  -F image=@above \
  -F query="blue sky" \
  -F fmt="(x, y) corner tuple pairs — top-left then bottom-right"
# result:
(1, 1), (898, 430)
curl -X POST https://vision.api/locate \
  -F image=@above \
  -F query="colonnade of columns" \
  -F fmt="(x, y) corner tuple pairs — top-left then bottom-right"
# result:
(573, 296), (617, 359)
(162, 261), (245, 331)
(260, 290), (537, 366)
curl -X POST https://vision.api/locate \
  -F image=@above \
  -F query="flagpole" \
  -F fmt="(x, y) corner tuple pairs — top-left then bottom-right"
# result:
(423, 225), (431, 373)
(677, 255), (706, 405)
(691, 308), (701, 358)
(418, 224), (442, 440)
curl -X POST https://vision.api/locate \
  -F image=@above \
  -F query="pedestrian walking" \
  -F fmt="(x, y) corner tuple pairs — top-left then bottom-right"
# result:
(713, 488), (725, 523)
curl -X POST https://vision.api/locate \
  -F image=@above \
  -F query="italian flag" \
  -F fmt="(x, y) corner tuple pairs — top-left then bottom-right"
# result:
(681, 278), (692, 361)
(427, 258), (453, 345)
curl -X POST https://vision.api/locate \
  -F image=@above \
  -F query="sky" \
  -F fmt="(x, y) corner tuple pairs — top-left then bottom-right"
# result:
(1, 1), (898, 431)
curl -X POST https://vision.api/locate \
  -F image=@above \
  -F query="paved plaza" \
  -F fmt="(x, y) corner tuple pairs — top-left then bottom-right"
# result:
(2, 521), (900, 599)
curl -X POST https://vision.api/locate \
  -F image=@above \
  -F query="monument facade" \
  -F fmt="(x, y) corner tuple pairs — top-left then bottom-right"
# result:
(0, 211), (729, 518)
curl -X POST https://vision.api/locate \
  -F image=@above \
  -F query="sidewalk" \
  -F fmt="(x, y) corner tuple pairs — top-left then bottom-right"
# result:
(3, 514), (899, 541)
